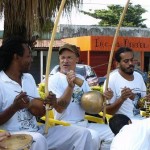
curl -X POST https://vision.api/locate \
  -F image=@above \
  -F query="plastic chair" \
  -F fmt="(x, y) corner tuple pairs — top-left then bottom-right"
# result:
(38, 110), (70, 127)
(37, 84), (110, 126)
(99, 112), (112, 123)
(39, 110), (107, 127)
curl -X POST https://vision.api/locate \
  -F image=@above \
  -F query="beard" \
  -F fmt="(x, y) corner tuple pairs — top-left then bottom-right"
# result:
(120, 65), (134, 75)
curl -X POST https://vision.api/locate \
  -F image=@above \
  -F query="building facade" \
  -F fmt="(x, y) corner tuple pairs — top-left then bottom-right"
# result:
(1, 25), (150, 84)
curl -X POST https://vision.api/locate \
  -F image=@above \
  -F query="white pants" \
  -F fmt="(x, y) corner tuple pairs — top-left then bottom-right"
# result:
(39, 125), (94, 150)
(12, 125), (94, 150)
(71, 120), (114, 150)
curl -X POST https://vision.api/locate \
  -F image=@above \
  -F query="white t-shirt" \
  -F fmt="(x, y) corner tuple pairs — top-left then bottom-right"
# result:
(105, 70), (146, 118)
(0, 71), (39, 132)
(111, 118), (150, 150)
(48, 72), (90, 123)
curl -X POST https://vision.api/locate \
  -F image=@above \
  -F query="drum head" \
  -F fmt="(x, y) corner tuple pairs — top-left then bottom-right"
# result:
(0, 134), (33, 150)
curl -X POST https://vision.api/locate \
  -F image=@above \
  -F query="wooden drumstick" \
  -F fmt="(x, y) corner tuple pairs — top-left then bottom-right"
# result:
(44, 0), (67, 134)
(103, 0), (130, 120)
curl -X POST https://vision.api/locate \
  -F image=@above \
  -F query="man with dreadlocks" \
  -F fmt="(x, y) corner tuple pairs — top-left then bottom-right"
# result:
(0, 36), (95, 150)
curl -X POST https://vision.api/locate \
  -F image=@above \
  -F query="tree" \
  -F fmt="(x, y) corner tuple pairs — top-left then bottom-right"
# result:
(81, 3), (147, 28)
(0, 0), (83, 43)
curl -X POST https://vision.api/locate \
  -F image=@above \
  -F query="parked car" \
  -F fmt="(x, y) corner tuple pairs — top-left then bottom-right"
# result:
(50, 64), (99, 86)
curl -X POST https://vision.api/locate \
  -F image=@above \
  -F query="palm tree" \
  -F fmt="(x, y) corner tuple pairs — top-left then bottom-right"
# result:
(0, 0), (83, 43)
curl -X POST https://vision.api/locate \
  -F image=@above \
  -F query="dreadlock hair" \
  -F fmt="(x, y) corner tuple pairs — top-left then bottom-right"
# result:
(0, 36), (28, 71)
(109, 114), (131, 135)
(115, 47), (133, 63)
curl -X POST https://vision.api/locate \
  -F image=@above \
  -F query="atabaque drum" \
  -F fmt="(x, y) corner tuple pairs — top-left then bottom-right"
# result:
(81, 91), (104, 114)
(0, 134), (33, 150)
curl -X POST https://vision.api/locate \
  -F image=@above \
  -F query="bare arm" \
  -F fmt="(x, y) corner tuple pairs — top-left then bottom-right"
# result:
(0, 92), (30, 125)
(0, 105), (18, 125)
(53, 70), (75, 113)
(28, 86), (74, 115)
(106, 97), (125, 115)
(106, 87), (135, 115)
(54, 86), (74, 113)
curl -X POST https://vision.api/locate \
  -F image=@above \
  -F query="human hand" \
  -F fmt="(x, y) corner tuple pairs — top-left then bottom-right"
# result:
(66, 70), (75, 88)
(12, 92), (30, 111)
(0, 131), (11, 149)
(44, 91), (57, 108)
(143, 93), (150, 102)
(28, 98), (46, 117)
(103, 88), (113, 100)
(0, 131), (10, 142)
(120, 87), (135, 101)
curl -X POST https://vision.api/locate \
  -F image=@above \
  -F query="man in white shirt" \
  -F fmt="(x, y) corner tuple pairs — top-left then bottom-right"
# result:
(48, 43), (114, 150)
(104, 47), (150, 121)
(109, 114), (150, 150)
(0, 36), (95, 150)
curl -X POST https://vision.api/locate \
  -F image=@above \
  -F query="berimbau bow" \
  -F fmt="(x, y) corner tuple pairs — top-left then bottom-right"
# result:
(103, 0), (130, 120)
(44, 0), (67, 134)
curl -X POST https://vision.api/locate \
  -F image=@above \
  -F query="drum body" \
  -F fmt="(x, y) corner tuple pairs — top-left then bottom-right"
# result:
(0, 134), (33, 150)
(81, 91), (104, 114)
